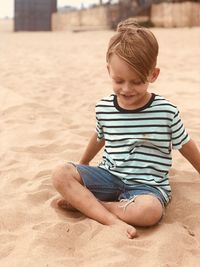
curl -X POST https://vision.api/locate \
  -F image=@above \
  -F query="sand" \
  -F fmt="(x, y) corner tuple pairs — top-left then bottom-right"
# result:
(0, 20), (200, 266)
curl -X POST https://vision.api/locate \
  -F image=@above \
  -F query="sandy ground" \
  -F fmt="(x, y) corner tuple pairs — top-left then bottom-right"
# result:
(0, 19), (200, 266)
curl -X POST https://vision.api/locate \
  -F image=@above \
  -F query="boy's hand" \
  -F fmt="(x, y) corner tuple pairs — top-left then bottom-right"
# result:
(78, 132), (105, 167)
(179, 139), (200, 174)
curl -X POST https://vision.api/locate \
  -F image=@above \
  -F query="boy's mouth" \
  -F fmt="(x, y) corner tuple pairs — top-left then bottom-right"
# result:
(121, 94), (136, 99)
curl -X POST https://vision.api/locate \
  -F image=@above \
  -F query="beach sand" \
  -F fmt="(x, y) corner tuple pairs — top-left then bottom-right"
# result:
(0, 20), (200, 266)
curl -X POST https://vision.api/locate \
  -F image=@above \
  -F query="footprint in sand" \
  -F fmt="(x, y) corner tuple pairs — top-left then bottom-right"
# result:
(0, 233), (16, 259)
(11, 177), (27, 187)
(34, 170), (51, 179)
(26, 189), (54, 204)
(12, 143), (68, 154)
(0, 208), (28, 232)
(31, 222), (75, 256)
(37, 130), (57, 140)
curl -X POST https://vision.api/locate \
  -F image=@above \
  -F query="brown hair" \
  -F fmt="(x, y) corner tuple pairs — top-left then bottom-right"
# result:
(106, 18), (159, 83)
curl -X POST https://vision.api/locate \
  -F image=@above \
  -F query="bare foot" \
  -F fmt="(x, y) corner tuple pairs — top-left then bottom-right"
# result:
(113, 220), (137, 239)
(56, 199), (137, 238)
(126, 225), (137, 239)
(57, 198), (77, 211)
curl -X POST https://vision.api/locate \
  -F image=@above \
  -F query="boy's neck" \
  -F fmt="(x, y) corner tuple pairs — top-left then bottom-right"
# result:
(115, 92), (153, 112)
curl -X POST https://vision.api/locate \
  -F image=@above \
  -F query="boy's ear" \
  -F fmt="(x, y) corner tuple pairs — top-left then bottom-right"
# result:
(149, 68), (160, 83)
(107, 64), (110, 75)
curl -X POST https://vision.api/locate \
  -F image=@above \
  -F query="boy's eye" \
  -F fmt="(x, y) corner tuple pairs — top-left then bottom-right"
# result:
(132, 81), (142, 85)
(114, 80), (123, 84)
(113, 79), (142, 85)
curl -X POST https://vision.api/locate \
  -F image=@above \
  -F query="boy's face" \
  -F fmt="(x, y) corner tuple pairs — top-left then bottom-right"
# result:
(107, 54), (159, 110)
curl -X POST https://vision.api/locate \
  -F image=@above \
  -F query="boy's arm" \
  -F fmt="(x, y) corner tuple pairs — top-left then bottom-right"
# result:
(179, 139), (200, 174)
(79, 132), (105, 165)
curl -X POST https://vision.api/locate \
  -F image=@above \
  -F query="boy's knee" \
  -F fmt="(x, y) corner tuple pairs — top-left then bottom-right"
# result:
(132, 196), (163, 227)
(52, 163), (72, 190)
(143, 207), (162, 226)
(140, 199), (163, 226)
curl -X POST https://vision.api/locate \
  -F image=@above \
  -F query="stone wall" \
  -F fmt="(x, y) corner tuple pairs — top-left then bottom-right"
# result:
(52, 5), (148, 31)
(52, 2), (200, 31)
(151, 2), (200, 27)
(52, 6), (111, 31)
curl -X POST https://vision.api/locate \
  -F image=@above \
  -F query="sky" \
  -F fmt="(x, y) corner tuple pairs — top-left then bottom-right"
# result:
(0, 0), (110, 18)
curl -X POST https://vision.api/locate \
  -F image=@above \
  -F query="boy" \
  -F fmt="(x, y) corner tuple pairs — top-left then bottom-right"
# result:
(52, 19), (200, 239)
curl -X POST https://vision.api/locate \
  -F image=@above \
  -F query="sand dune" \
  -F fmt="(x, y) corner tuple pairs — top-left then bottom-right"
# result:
(0, 22), (200, 266)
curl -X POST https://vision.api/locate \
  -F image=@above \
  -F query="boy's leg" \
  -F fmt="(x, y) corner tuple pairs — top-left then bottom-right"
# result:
(101, 195), (163, 227)
(58, 195), (163, 227)
(52, 163), (137, 238)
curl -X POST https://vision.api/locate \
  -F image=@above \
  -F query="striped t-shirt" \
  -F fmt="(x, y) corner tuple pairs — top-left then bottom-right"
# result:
(95, 93), (190, 203)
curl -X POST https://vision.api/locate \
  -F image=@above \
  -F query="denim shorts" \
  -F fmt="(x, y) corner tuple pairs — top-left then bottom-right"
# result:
(70, 163), (167, 207)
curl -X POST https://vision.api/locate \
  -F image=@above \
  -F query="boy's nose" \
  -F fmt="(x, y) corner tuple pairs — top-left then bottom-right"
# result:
(122, 84), (133, 94)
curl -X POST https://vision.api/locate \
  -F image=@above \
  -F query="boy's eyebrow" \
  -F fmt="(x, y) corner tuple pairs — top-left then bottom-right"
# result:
(112, 76), (141, 82)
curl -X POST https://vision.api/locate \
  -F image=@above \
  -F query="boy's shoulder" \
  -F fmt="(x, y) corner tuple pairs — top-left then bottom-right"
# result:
(153, 94), (178, 112)
(95, 94), (115, 107)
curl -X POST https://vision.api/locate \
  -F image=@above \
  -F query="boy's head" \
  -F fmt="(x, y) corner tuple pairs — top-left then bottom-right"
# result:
(106, 18), (159, 83)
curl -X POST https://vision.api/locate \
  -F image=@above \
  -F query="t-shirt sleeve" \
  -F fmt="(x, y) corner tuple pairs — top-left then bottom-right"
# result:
(95, 120), (104, 142)
(171, 110), (190, 150)
(95, 105), (104, 141)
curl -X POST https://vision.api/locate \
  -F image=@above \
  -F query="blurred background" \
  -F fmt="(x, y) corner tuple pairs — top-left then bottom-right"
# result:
(0, 0), (200, 32)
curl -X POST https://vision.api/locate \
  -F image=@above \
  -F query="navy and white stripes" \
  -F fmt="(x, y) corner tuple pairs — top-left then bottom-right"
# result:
(95, 94), (190, 203)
